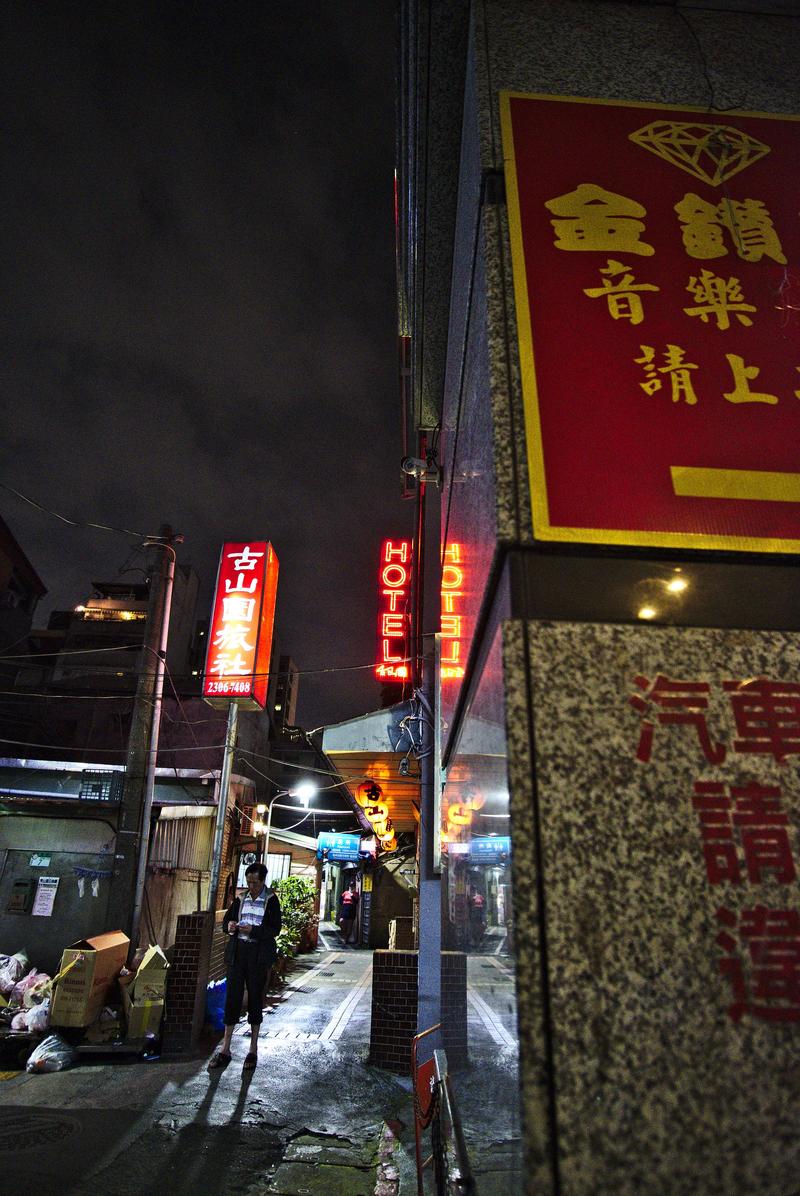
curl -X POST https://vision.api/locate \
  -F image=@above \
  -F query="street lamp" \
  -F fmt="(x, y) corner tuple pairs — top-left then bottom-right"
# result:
(262, 779), (319, 863)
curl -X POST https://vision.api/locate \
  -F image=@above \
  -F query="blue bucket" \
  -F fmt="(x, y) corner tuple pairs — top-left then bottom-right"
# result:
(205, 978), (227, 1031)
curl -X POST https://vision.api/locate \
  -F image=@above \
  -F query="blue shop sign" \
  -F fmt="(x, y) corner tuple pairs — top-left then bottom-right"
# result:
(469, 836), (511, 862)
(316, 832), (362, 862)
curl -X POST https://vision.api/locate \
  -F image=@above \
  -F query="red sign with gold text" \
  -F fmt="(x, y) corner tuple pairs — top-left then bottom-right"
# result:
(501, 93), (800, 553)
(203, 541), (279, 709)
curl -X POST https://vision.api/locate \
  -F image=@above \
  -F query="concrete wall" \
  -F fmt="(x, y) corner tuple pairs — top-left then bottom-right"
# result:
(0, 814), (117, 973)
(506, 620), (800, 1194)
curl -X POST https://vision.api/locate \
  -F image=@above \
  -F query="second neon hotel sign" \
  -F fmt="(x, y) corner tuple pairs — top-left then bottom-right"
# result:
(501, 93), (800, 554)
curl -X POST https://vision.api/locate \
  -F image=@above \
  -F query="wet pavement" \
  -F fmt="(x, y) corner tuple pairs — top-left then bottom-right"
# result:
(0, 929), (523, 1194)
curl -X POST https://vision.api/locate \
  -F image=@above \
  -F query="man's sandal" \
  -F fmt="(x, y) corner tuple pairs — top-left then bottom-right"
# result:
(207, 1051), (232, 1069)
(243, 1052), (257, 1070)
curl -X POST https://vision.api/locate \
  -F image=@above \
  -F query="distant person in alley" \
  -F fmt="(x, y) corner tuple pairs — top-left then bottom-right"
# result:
(468, 886), (486, 949)
(338, 880), (360, 945)
(208, 862), (282, 1071)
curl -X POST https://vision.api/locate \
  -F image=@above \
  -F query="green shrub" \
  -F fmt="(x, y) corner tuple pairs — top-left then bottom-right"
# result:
(273, 877), (317, 957)
(275, 926), (301, 960)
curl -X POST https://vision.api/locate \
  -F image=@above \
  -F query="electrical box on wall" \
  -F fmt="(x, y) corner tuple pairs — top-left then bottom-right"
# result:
(8, 878), (35, 914)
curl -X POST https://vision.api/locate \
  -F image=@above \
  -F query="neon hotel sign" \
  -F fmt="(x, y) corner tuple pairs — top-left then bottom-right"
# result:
(374, 539), (465, 682)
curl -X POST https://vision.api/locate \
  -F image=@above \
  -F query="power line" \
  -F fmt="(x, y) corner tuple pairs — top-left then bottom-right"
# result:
(0, 690), (135, 701)
(236, 753), (351, 795)
(0, 481), (145, 539)
(144, 644), (202, 750)
(0, 735), (226, 755)
(0, 642), (411, 677)
(0, 643), (143, 660)
(235, 744), (420, 787)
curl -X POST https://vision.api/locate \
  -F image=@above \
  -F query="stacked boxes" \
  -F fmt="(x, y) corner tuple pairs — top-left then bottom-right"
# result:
(50, 932), (130, 1028)
(121, 945), (169, 1039)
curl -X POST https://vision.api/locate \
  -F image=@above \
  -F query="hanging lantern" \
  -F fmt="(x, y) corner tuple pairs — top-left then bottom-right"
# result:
(357, 781), (383, 808)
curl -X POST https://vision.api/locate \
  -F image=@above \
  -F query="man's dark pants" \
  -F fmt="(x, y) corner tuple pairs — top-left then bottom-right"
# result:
(224, 944), (271, 1027)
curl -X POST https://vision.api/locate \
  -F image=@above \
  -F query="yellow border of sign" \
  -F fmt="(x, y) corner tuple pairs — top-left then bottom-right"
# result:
(499, 90), (800, 555)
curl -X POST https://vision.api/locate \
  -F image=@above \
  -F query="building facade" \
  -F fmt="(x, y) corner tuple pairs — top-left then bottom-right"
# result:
(398, 3), (800, 1193)
(0, 552), (270, 965)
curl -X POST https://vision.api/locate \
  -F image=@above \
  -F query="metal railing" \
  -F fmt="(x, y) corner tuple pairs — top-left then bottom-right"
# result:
(412, 1026), (476, 1195)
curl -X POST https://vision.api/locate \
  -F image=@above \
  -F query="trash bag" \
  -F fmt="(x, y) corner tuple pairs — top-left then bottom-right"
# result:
(26, 1033), (78, 1074)
(205, 978), (227, 1032)
(11, 1010), (28, 1031)
(0, 953), (30, 996)
(10, 968), (43, 1007)
(22, 976), (51, 1008)
(25, 1000), (50, 1033)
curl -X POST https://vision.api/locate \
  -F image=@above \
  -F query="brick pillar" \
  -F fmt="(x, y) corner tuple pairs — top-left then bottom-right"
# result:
(161, 909), (213, 1054)
(441, 951), (468, 1070)
(369, 949), (418, 1074)
(208, 910), (227, 982)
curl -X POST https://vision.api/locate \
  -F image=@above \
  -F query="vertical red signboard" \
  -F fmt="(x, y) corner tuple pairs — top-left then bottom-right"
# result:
(441, 542), (465, 681)
(501, 93), (800, 553)
(375, 539), (411, 681)
(203, 541), (279, 709)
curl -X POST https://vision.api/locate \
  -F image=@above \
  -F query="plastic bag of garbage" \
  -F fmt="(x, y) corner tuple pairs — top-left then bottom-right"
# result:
(0, 952), (30, 995)
(26, 1000), (50, 1034)
(11, 1009), (28, 1031)
(205, 978), (227, 1031)
(22, 975), (51, 1008)
(10, 968), (42, 1006)
(26, 1033), (78, 1073)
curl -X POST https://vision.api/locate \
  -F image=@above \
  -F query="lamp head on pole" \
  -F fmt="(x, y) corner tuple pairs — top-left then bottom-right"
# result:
(291, 779), (318, 808)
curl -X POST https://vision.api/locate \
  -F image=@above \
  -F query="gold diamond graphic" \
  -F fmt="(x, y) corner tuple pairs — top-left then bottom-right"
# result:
(629, 121), (771, 186)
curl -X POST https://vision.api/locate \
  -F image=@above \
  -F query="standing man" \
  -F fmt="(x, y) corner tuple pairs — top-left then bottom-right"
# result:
(338, 880), (360, 946)
(468, 886), (486, 949)
(208, 862), (281, 1070)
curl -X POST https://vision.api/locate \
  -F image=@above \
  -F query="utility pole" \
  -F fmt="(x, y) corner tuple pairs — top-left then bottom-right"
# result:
(106, 525), (181, 954)
(417, 646), (441, 1043)
(412, 432), (443, 1050)
(207, 701), (238, 912)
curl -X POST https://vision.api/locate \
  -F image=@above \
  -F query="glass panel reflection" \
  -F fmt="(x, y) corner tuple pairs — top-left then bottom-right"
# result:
(440, 624), (522, 1188)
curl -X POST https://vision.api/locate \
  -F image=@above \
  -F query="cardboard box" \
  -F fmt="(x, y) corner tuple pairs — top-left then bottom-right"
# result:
(122, 985), (164, 1039)
(49, 931), (129, 1028)
(131, 945), (169, 1001)
(84, 1007), (124, 1044)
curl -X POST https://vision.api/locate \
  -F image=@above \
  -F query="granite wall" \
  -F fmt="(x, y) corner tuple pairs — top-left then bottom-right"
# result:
(509, 618), (800, 1195)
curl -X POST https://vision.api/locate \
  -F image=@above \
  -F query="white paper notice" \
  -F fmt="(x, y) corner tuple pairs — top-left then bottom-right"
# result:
(31, 876), (60, 917)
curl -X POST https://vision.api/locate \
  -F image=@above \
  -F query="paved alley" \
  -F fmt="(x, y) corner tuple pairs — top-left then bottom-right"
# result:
(0, 938), (522, 1195)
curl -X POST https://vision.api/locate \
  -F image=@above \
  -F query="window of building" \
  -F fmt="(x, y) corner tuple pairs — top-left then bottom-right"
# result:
(82, 609), (147, 622)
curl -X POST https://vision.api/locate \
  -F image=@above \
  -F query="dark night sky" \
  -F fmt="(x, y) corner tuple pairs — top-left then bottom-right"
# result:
(1, 3), (411, 729)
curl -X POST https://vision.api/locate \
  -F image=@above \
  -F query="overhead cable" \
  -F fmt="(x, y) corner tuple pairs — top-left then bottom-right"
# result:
(0, 480), (146, 539)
